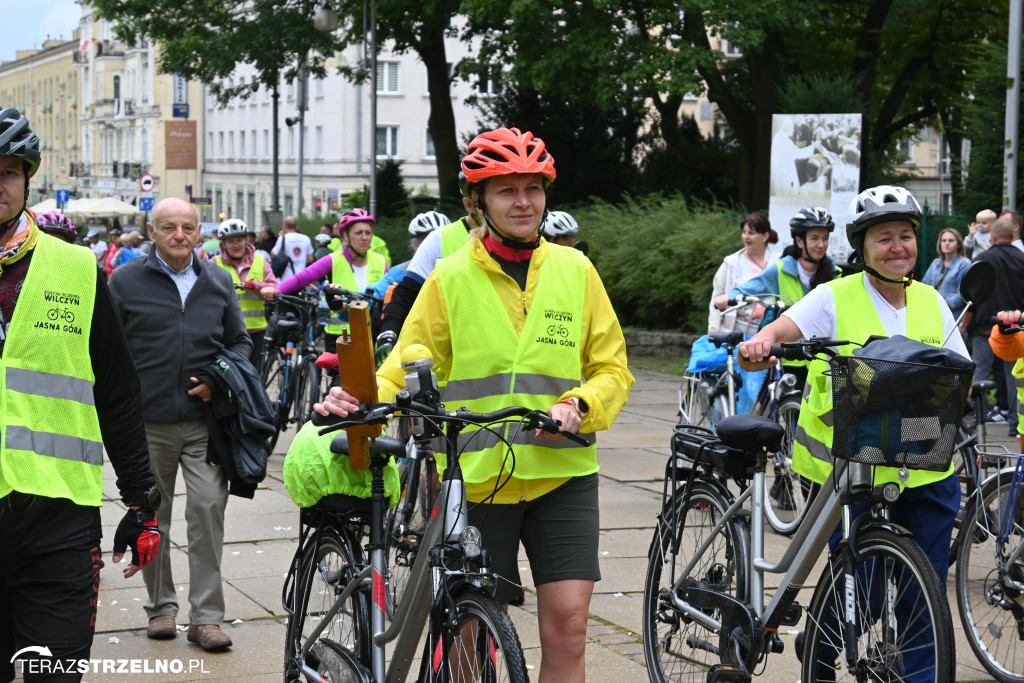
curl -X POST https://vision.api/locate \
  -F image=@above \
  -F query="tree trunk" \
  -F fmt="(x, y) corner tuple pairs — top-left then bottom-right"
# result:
(745, 33), (783, 210)
(418, 23), (461, 200)
(939, 109), (965, 213)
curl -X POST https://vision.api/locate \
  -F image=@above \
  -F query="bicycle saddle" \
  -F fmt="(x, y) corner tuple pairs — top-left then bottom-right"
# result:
(972, 380), (995, 395)
(274, 318), (300, 330)
(709, 329), (744, 348)
(716, 414), (784, 453)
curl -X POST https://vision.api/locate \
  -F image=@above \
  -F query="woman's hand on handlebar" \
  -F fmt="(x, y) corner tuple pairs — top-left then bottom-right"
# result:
(997, 310), (1023, 328)
(260, 286), (277, 301)
(540, 401), (581, 440)
(314, 386), (361, 418)
(737, 337), (778, 372)
(714, 294), (730, 312)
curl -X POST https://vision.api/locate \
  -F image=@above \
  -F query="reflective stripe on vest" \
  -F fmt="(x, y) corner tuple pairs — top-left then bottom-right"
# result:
(777, 261), (809, 368)
(325, 250), (388, 336)
(440, 219), (471, 258)
(217, 253), (267, 330)
(0, 234), (104, 506)
(436, 241), (596, 483)
(792, 275), (948, 488)
(1015, 359), (1024, 437)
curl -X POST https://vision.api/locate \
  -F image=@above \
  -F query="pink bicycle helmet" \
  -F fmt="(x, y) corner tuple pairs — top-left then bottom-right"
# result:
(336, 208), (376, 233)
(36, 211), (79, 242)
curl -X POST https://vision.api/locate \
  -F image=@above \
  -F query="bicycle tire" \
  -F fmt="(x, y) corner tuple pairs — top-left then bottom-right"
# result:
(285, 524), (371, 682)
(262, 350), (289, 452)
(956, 470), (1024, 681)
(764, 399), (817, 536)
(643, 480), (749, 682)
(292, 357), (318, 426)
(678, 373), (715, 428)
(801, 528), (954, 682)
(384, 450), (433, 620)
(427, 589), (529, 683)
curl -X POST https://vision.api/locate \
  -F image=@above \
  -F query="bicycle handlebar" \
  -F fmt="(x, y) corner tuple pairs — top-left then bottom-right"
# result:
(990, 315), (1024, 335)
(323, 285), (385, 306)
(311, 399), (590, 446)
(739, 337), (851, 363)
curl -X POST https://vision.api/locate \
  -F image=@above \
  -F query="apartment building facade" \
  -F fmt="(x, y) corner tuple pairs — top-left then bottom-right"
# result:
(0, 39), (80, 205)
(201, 41), (490, 226)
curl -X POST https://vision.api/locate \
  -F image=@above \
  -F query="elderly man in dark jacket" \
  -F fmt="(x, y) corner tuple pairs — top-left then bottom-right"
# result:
(109, 197), (251, 652)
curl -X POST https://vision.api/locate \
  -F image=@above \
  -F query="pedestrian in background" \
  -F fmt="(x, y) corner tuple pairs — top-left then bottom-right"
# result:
(1003, 210), (1023, 251)
(272, 215), (314, 276)
(921, 227), (970, 323)
(709, 212), (780, 334)
(965, 208), (996, 259)
(87, 227), (107, 261)
(214, 218), (277, 370)
(104, 226), (122, 277)
(109, 197), (251, 652)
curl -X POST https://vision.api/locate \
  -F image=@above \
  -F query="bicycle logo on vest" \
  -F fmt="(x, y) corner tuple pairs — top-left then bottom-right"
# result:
(537, 323), (576, 348)
(33, 306), (83, 335)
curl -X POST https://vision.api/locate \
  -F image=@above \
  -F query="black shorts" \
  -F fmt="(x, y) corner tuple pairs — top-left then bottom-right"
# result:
(469, 474), (600, 605)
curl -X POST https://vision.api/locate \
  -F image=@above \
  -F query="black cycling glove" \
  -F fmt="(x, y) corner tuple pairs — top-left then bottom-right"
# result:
(113, 508), (161, 567)
(375, 330), (397, 366)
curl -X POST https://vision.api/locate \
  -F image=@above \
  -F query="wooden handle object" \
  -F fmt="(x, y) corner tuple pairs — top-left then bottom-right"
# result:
(336, 300), (380, 470)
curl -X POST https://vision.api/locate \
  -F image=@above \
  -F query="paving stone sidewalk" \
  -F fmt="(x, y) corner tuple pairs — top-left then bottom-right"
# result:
(43, 371), (1011, 681)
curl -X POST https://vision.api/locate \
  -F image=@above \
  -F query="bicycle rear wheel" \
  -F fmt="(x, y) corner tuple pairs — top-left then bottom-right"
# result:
(801, 528), (954, 682)
(384, 447), (433, 619)
(263, 350), (289, 452)
(427, 589), (529, 683)
(643, 480), (748, 682)
(956, 470), (1024, 682)
(764, 399), (817, 536)
(286, 525), (371, 682)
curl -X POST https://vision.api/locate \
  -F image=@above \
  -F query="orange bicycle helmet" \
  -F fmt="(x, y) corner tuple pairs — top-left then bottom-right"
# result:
(460, 127), (556, 187)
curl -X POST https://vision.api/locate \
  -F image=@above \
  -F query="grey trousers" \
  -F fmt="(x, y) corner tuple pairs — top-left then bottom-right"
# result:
(142, 421), (228, 625)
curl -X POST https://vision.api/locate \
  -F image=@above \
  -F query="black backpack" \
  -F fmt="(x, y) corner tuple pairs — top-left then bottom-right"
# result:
(271, 234), (295, 278)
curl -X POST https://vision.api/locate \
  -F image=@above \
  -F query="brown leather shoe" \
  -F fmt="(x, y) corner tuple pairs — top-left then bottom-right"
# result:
(187, 623), (233, 651)
(146, 615), (177, 640)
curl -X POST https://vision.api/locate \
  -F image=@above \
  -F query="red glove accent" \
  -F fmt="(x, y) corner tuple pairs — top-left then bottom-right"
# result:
(243, 280), (258, 289)
(113, 509), (161, 568)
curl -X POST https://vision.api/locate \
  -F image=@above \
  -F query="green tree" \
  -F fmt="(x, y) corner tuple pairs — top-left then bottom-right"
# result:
(375, 159), (410, 218)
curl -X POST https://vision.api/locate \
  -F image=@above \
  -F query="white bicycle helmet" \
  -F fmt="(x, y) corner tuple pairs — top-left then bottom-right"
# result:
(541, 210), (579, 239)
(408, 211), (449, 238)
(847, 185), (922, 245)
(217, 218), (249, 239)
(314, 233), (332, 246)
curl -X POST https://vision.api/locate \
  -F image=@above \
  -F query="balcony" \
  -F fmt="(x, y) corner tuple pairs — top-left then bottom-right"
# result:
(72, 50), (88, 65)
(69, 161), (90, 178)
(95, 41), (125, 59)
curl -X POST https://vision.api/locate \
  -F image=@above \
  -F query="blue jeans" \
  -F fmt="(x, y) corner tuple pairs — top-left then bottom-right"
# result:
(810, 474), (959, 682)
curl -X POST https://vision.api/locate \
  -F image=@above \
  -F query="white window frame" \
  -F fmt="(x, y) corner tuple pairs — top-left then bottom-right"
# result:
(377, 61), (401, 95)
(263, 129), (269, 159)
(476, 65), (499, 97)
(896, 138), (915, 165)
(376, 125), (399, 158)
(315, 126), (324, 158)
(424, 126), (435, 159)
(315, 77), (324, 98)
(250, 129), (257, 159)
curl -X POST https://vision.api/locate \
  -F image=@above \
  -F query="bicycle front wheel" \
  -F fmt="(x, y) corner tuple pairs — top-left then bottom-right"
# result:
(292, 357), (320, 426)
(764, 399), (817, 536)
(286, 525), (371, 682)
(263, 350), (289, 452)
(385, 450), (433, 619)
(801, 528), (954, 682)
(643, 480), (748, 682)
(956, 470), (1024, 681)
(427, 589), (529, 683)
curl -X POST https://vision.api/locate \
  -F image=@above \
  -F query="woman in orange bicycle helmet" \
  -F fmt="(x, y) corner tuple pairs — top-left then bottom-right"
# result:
(317, 126), (634, 681)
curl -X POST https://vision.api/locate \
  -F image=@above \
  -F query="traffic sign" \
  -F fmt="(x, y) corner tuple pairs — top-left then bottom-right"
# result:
(139, 197), (155, 211)
(139, 173), (155, 192)
(56, 189), (69, 205)
(192, 197), (213, 207)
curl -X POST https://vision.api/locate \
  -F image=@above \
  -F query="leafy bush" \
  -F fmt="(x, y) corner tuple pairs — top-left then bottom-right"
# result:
(578, 195), (743, 332)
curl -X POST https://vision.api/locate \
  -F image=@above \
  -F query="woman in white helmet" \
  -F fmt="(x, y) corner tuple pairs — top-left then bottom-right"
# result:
(540, 210), (579, 247)
(370, 211), (449, 305)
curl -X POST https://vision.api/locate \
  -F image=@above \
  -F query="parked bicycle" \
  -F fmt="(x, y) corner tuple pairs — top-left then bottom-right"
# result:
(282, 348), (586, 682)
(645, 336), (970, 682)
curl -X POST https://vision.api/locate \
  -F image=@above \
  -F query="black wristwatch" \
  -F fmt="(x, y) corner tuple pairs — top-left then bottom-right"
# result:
(128, 486), (161, 512)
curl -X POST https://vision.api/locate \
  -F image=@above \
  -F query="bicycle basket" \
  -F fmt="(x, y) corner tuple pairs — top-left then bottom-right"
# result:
(829, 355), (971, 472)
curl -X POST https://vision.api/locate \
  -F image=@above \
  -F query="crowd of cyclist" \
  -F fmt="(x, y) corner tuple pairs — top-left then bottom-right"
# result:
(5, 88), (1024, 682)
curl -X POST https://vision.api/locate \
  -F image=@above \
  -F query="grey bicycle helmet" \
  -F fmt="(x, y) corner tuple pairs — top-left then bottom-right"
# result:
(408, 211), (449, 237)
(0, 108), (41, 178)
(541, 210), (579, 239)
(846, 185), (922, 245)
(789, 207), (834, 237)
(217, 218), (249, 239)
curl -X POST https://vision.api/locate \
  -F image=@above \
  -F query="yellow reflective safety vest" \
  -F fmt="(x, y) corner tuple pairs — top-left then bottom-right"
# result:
(792, 275), (949, 488)
(216, 252), (267, 331)
(435, 243), (597, 484)
(776, 261), (809, 368)
(370, 234), (390, 266)
(440, 219), (471, 258)
(324, 250), (388, 336)
(328, 237), (342, 252)
(0, 235), (104, 506)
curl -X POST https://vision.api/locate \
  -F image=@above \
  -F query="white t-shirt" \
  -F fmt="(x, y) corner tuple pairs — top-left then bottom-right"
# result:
(90, 240), (107, 260)
(405, 229), (445, 282)
(273, 232), (314, 275)
(796, 262), (814, 290)
(352, 264), (368, 291)
(783, 274), (970, 359)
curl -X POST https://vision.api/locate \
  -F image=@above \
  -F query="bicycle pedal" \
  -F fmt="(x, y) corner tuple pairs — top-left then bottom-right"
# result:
(707, 664), (751, 683)
(778, 602), (803, 627)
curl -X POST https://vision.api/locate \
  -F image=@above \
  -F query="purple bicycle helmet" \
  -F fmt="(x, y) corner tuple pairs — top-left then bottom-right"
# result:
(336, 208), (376, 233)
(35, 211), (79, 242)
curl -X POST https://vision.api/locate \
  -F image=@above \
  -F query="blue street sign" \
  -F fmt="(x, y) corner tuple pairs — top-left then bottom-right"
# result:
(172, 103), (189, 118)
(139, 197), (155, 211)
(56, 189), (69, 204)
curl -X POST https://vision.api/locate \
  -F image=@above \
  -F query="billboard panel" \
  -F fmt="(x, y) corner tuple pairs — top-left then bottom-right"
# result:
(768, 113), (862, 264)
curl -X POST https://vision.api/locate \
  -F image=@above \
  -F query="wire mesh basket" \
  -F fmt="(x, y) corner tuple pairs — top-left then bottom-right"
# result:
(829, 354), (972, 472)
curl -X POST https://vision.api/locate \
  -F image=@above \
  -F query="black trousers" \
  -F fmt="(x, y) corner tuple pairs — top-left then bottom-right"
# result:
(1, 545), (102, 682)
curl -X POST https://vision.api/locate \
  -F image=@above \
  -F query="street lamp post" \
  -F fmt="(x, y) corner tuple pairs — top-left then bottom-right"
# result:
(272, 81), (281, 212)
(369, 2), (378, 216)
(286, 58), (309, 217)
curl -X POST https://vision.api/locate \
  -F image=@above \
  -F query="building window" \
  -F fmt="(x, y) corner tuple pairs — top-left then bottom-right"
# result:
(208, 132), (214, 157)
(315, 77), (324, 98)
(251, 129), (257, 158)
(720, 39), (742, 57)
(316, 126), (324, 158)
(376, 125), (398, 158)
(376, 62), (400, 94)
(239, 131), (246, 159)
(288, 127), (295, 157)
(287, 77), (295, 100)
(896, 138), (914, 164)
(218, 131), (224, 158)
(263, 129), (269, 159)
(476, 65), (499, 97)
(424, 126), (435, 158)
(229, 131), (235, 158)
